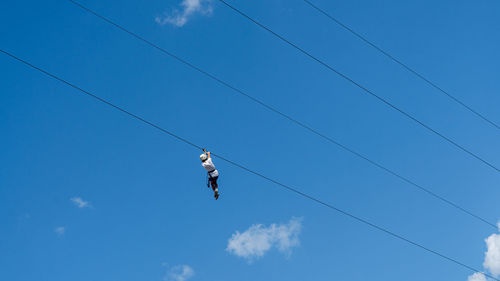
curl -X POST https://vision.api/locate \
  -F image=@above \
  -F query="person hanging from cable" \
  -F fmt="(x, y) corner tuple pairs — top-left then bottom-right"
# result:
(200, 148), (220, 200)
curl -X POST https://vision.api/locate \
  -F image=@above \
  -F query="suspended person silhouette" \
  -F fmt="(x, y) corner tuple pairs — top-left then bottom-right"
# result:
(200, 149), (220, 200)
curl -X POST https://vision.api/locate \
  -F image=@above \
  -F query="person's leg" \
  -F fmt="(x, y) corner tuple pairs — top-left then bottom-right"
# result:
(210, 177), (219, 199)
(212, 177), (218, 189)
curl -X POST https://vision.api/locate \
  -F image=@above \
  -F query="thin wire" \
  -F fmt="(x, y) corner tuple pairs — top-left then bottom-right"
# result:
(65, 0), (497, 229)
(302, 0), (500, 130)
(216, 0), (500, 173)
(0, 48), (495, 280)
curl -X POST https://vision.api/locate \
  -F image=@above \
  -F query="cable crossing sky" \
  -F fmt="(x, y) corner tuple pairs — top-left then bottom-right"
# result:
(216, 0), (499, 172)
(302, 0), (500, 130)
(66, 0), (497, 229)
(0, 47), (497, 281)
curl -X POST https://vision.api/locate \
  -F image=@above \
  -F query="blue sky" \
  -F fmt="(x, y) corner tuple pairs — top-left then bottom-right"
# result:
(1, 0), (499, 280)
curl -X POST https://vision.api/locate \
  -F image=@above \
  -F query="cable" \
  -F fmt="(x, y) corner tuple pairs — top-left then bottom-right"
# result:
(0, 47), (495, 280)
(65, 0), (497, 229)
(216, 0), (499, 173)
(302, 0), (500, 130)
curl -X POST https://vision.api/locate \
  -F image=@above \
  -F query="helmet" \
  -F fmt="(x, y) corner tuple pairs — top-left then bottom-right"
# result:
(200, 153), (208, 161)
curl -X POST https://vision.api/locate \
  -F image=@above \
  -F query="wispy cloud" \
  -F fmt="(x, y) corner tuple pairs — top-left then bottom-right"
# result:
(467, 222), (500, 281)
(468, 273), (487, 281)
(156, 0), (213, 27)
(226, 217), (302, 262)
(163, 264), (194, 281)
(55, 226), (66, 237)
(70, 197), (90, 208)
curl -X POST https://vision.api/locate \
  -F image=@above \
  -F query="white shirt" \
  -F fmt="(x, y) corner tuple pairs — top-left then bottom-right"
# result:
(202, 158), (219, 178)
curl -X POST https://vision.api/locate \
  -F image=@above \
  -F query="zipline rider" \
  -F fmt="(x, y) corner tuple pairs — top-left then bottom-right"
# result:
(200, 148), (220, 200)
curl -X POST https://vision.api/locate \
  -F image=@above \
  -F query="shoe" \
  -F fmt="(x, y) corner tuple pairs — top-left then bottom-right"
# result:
(214, 192), (219, 200)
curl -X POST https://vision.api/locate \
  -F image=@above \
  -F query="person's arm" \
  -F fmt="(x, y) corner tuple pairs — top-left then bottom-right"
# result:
(202, 148), (211, 159)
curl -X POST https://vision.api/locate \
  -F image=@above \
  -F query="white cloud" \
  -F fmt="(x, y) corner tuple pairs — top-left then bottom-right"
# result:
(164, 265), (194, 281)
(467, 221), (500, 281)
(468, 272), (487, 281)
(156, 0), (213, 27)
(70, 197), (90, 208)
(55, 226), (66, 237)
(226, 217), (302, 262)
(484, 229), (500, 276)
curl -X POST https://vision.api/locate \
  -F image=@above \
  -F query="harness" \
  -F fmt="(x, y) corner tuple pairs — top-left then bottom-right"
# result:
(206, 169), (216, 187)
